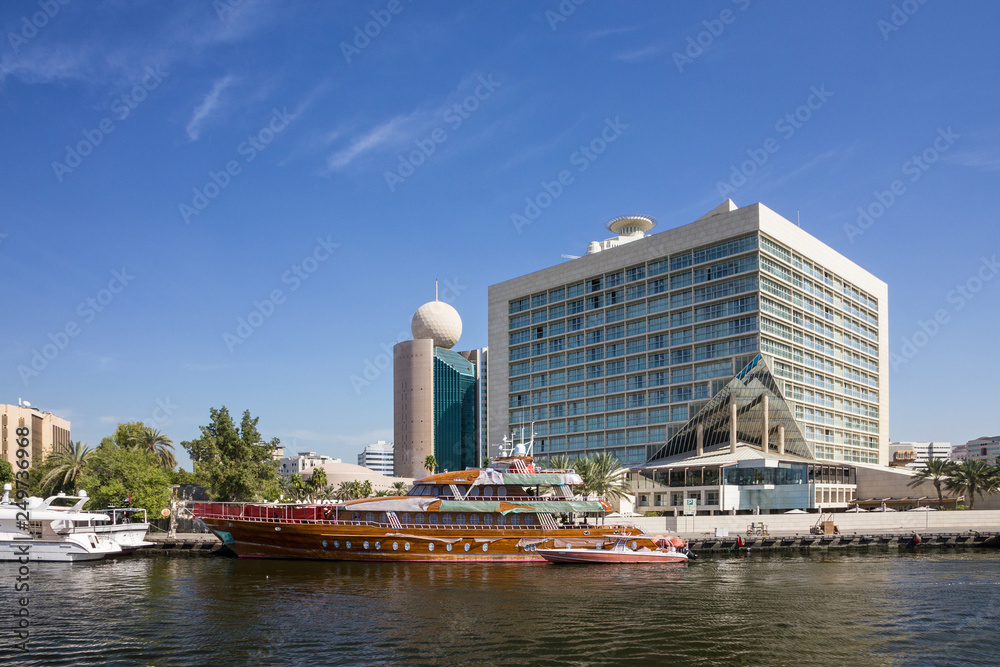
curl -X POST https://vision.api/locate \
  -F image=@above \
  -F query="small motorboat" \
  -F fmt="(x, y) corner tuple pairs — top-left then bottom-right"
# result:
(536, 536), (696, 564)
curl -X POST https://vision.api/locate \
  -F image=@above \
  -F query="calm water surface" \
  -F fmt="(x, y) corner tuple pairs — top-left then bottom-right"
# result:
(4, 550), (999, 666)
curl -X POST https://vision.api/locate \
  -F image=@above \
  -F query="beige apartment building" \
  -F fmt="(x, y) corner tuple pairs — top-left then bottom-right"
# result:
(1, 403), (72, 470)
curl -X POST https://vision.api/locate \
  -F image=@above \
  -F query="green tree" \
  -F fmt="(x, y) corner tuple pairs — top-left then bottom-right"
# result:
(359, 479), (373, 498)
(548, 454), (573, 471)
(424, 455), (437, 474)
(907, 457), (956, 507)
(180, 407), (281, 501)
(39, 441), (92, 495)
(78, 444), (171, 516)
(0, 460), (14, 485)
(100, 421), (149, 450)
(947, 459), (997, 510)
(391, 480), (409, 495)
(575, 452), (631, 502)
(290, 474), (307, 501)
(309, 468), (328, 501)
(130, 427), (177, 470)
(335, 480), (360, 501)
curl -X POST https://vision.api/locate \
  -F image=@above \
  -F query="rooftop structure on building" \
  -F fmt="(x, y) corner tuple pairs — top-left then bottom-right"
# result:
(488, 201), (888, 471)
(889, 441), (951, 469)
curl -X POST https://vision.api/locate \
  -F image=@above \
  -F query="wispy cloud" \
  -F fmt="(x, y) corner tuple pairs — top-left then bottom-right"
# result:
(614, 42), (667, 63)
(586, 25), (641, 40)
(945, 148), (1000, 172)
(326, 116), (408, 171)
(186, 75), (235, 141)
(767, 146), (857, 190)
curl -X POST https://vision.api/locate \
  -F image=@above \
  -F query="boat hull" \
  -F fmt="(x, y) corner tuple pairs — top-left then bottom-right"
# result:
(201, 517), (648, 562)
(0, 537), (121, 562)
(535, 548), (689, 564)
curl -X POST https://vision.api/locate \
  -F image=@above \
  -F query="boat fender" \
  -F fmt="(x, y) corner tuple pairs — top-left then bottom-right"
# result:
(910, 533), (922, 546)
(735, 536), (745, 547)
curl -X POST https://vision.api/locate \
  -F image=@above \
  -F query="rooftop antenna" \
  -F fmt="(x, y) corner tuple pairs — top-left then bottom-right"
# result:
(796, 209), (801, 227)
(435, 279), (439, 301)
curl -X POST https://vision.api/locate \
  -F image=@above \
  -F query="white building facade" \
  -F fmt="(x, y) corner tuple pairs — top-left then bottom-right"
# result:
(889, 441), (952, 468)
(358, 441), (394, 475)
(488, 201), (889, 467)
(279, 451), (338, 478)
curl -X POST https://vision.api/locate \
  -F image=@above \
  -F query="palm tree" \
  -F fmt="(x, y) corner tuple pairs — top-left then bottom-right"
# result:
(359, 479), (373, 498)
(576, 452), (631, 502)
(548, 454), (573, 471)
(40, 441), (92, 495)
(424, 455), (437, 475)
(308, 468), (328, 501)
(392, 481), (409, 495)
(947, 459), (997, 510)
(129, 427), (177, 470)
(907, 457), (955, 507)
(335, 481), (360, 501)
(290, 474), (306, 501)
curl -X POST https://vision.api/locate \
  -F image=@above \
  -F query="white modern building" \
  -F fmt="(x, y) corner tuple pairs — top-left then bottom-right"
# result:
(488, 201), (888, 468)
(278, 451), (338, 479)
(889, 441), (952, 469)
(358, 440), (394, 475)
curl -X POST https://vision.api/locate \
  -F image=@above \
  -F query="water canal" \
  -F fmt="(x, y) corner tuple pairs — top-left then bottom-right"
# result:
(5, 550), (999, 665)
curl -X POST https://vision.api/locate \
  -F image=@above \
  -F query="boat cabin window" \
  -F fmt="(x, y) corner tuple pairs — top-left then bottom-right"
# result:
(483, 514), (493, 526)
(482, 486), (493, 497)
(524, 515), (534, 526)
(510, 515), (520, 526)
(429, 514), (439, 525)
(402, 513), (412, 524)
(442, 513), (452, 525)
(378, 513), (387, 524)
(470, 514), (480, 525)
(433, 486), (442, 497)
(415, 513), (425, 524)
(497, 486), (507, 498)
(469, 487), (479, 497)
(496, 514), (506, 526)
(365, 512), (375, 523)
(456, 513), (466, 525)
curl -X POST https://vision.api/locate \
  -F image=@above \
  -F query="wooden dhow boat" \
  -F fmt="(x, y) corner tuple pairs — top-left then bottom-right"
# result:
(193, 453), (658, 562)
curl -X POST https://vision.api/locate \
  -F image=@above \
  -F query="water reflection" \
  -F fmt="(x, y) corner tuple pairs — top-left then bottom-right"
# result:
(4, 551), (998, 666)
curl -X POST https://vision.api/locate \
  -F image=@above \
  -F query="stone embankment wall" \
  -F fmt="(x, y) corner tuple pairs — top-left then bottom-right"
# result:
(623, 510), (1000, 536)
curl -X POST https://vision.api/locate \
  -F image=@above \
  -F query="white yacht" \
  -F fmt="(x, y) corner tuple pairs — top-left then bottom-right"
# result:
(0, 484), (123, 562)
(93, 507), (155, 553)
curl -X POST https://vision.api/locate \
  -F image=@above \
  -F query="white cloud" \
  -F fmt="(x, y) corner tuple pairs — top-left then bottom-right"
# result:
(325, 116), (409, 171)
(186, 75), (235, 141)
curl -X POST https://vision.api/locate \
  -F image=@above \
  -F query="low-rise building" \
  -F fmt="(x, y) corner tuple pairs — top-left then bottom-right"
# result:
(1, 402), (71, 470)
(279, 451), (338, 478)
(888, 441), (952, 469)
(953, 436), (1000, 463)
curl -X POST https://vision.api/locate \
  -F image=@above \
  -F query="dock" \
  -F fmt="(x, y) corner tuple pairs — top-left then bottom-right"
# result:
(137, 532), (225, 556)
(683, 531), (1000, 553)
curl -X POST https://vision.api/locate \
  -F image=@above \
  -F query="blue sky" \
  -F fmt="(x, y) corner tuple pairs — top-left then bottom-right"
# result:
(3, 1), (999, 470)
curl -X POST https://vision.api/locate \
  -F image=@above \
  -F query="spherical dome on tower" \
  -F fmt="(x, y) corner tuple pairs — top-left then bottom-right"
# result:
(411, 300), (462, 349)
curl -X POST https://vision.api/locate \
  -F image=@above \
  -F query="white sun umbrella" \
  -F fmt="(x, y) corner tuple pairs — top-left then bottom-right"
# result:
(845, 506), (868, 512)
(908, 506), (938, 511)
(783, 509), (807, 514)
